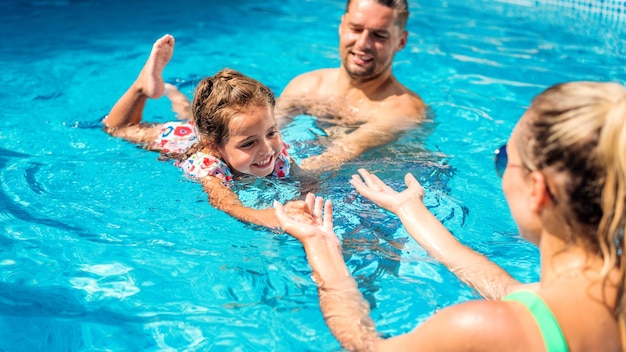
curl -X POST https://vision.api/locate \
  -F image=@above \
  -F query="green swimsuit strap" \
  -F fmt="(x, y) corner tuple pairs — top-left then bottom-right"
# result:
(503, 290), (568, 352)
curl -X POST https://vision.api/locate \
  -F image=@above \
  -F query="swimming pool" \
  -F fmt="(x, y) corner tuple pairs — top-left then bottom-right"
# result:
(1, 0), (625, 350)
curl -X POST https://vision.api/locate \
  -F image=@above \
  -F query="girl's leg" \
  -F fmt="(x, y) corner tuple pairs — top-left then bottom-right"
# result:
(103, 34), (175, 128)
(164, 83), (192, 120)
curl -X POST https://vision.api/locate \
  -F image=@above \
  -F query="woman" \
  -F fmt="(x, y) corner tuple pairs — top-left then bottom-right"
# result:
(274, 81), (625, 351)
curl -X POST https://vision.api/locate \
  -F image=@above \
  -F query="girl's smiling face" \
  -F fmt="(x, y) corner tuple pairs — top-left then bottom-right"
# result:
(217, 104), (284, 177)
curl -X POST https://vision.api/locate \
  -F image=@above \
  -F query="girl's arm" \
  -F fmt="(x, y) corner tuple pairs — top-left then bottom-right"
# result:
(201, 175), (315, 229)
(200, 176), (279, 228)
(350, 169), (524, 300)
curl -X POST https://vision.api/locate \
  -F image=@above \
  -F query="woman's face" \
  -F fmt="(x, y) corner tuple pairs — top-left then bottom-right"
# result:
(502, 115), (543, 244)
(217, 105), (284, 177)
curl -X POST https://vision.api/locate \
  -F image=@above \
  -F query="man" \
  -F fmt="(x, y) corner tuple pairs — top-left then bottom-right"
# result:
(276, 0), (426, 171)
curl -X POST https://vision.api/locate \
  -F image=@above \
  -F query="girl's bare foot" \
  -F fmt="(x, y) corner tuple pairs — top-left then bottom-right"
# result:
(103, 34), (175, 129)
(136, 34), (175, 98)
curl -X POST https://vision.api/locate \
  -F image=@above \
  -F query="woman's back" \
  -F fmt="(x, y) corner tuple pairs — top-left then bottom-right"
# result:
(540, 266), (621, 351)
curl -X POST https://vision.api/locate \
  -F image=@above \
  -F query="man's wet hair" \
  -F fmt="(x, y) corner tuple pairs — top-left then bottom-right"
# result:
(345, 0), (409, 30)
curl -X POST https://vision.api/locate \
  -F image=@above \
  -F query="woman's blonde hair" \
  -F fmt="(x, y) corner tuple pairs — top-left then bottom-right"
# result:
(524, 81), (626, 341)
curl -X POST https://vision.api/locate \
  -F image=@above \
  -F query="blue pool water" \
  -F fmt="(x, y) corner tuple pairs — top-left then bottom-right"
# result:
(1, 0), (625, 350)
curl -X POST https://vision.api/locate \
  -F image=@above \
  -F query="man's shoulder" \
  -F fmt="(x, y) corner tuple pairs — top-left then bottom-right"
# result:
(383, 82), (427, 119)
(282, 68), (338, 97)
(289, 68), (337, 85)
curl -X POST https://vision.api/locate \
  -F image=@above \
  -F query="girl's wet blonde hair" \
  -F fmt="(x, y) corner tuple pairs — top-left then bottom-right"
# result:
(522, 81), (626, 344)
(169, 69), (275, 161)
(191, 68), (275, 149)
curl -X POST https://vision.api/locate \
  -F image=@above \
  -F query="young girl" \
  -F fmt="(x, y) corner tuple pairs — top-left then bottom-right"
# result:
(103, 34), (303, 229)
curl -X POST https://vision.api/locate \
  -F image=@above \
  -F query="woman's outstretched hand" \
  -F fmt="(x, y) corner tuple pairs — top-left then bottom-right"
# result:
(350, 168), (425, 214)
(274, 193), (337, 244)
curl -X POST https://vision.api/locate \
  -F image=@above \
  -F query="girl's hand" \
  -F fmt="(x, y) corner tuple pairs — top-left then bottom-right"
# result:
(274, 193), (337, 244)
(282, 197), (317, 225)
(350, 168), (425, 214)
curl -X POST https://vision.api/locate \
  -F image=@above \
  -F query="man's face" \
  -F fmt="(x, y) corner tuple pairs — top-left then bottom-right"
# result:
(339, 0), (407, 82)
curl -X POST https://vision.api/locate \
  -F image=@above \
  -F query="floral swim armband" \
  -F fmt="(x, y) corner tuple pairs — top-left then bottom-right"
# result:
(150, 121), (199, 154)
(178, 152), (234, 185)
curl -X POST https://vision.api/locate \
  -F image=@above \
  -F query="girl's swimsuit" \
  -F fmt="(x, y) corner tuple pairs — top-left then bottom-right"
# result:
(151, 121), (291, 185)
(502, 291), (568, 352)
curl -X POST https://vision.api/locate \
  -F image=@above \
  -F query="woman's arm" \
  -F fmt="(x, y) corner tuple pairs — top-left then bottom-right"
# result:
(274, 194), (383, 351)
(275, 194), (525, 351)
(350, 169), (523, 300)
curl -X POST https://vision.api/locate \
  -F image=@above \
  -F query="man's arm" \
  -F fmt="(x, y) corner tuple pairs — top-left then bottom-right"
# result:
(299, 115), (419, 171)
(274, 96), (310, 127)
(275, 69), (330, 125)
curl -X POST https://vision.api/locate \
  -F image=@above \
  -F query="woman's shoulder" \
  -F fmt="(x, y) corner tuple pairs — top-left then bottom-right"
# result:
(382, 299), (542, 351)
(440, 299), (536, 342)
(541, 283), (621, 351)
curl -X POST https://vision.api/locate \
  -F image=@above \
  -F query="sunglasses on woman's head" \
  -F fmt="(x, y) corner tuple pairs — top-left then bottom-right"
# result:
(494, 143), (558, 203)
(494, 144), (509, 178)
